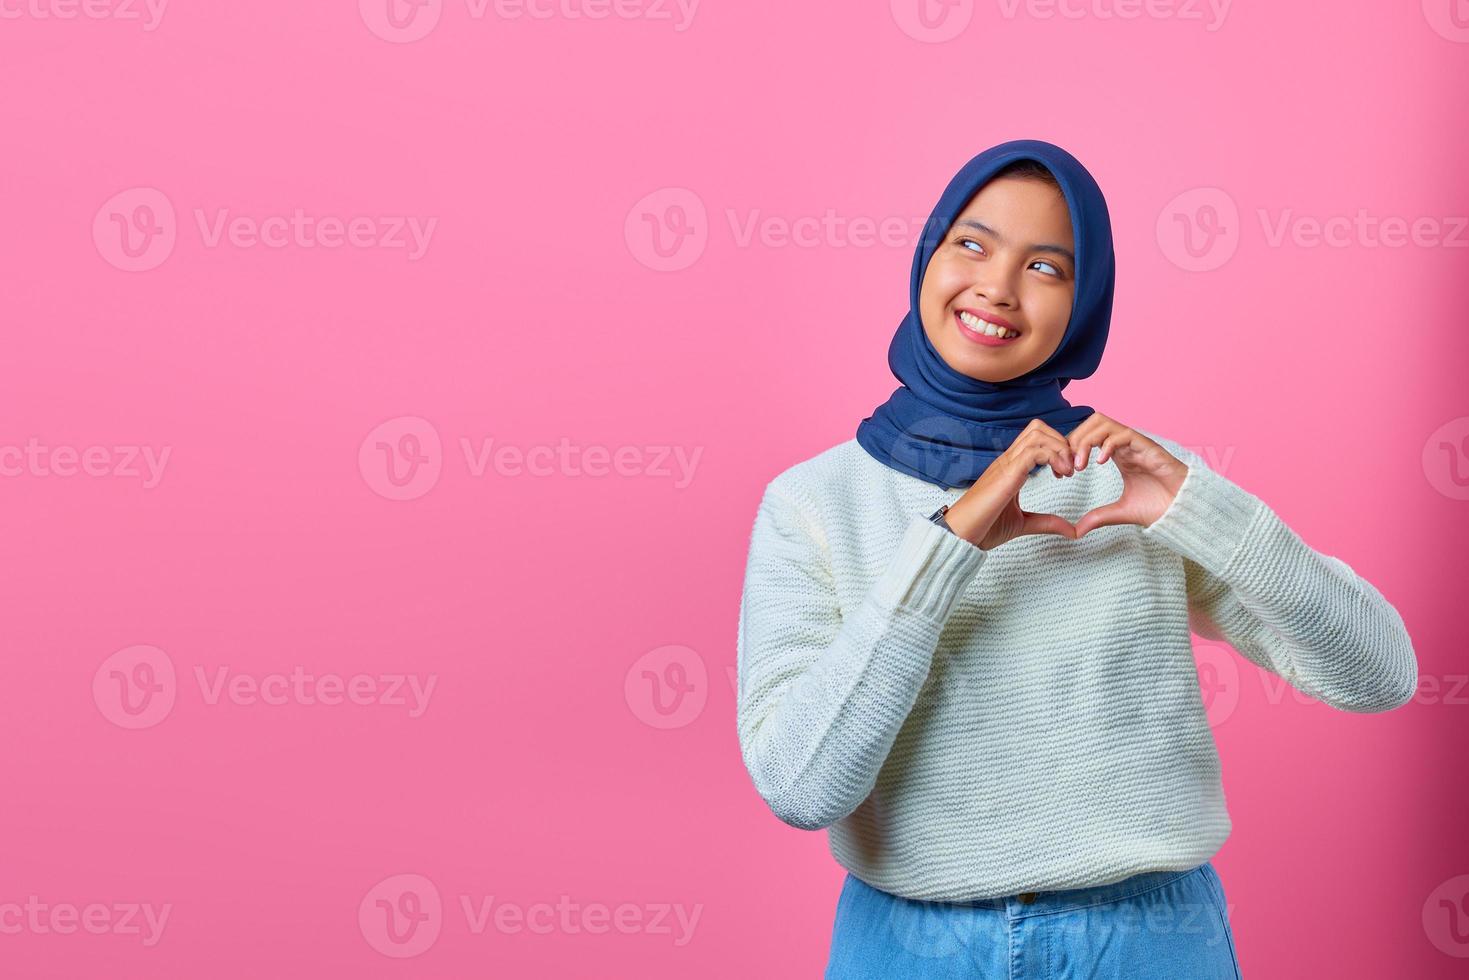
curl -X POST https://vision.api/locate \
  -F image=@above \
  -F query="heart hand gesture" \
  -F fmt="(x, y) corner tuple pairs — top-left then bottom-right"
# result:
(942, 414), (1189, 551)
(1065, 414), (1189, 539)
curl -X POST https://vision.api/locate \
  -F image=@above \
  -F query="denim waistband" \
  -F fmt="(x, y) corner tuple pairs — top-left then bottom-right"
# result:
(939, 863), (1207, 918)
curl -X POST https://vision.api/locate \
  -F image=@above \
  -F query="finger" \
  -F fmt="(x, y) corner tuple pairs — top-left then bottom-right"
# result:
(1062, 412), (1104, 443)
(1131, 436), (1178, 474)
(1021, 509), (1076, 539)
(1067, 418), (1114, 472)
(1013, 432), (1073, 479)
(1060, 412), (1106, 463)
(1028, 418), (1071, 441)
(1036, 421), (1088, 473)
(1096, 428), (1137, 466)
(1073, 502), (1130, 538)
(1039, 438), (1074, 478)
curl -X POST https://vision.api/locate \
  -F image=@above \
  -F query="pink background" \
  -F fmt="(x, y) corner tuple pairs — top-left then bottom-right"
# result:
(3, 2), (1467, 977)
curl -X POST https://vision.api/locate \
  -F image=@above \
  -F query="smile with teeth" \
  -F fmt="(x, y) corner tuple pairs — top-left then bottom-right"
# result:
(957, 310), (1021, 339)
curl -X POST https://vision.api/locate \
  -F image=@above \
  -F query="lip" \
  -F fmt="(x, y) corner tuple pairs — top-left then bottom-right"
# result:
(954, 309), (1022, 347)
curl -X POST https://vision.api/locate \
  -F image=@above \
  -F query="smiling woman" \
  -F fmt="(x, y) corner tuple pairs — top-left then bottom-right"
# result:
(853, 143), (1112, 493)
(735, 138), (1418, 979)
(919, 160), (1077, 380)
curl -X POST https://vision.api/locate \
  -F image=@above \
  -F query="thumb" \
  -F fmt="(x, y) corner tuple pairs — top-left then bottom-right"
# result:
(1021, 509), (1077, 539)
(1073, 503), (1131, 539)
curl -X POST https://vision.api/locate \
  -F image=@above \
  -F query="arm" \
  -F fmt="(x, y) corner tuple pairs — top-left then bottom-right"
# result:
(1140, 440), (1418, 713)
(736, 481), (987, 830)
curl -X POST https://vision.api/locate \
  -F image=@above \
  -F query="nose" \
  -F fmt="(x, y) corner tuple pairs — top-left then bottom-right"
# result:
(969, 262), (1020, 309)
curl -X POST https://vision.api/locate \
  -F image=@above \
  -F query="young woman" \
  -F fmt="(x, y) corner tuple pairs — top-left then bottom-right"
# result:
(735, 139), (1418, 978)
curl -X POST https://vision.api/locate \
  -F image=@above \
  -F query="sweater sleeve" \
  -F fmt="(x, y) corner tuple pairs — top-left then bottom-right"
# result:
(736, 481), (988, 831)
(1139, 438), (1418, 713)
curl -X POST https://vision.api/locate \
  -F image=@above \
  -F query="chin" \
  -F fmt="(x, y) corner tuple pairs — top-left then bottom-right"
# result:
(947, 356), (1012, 382)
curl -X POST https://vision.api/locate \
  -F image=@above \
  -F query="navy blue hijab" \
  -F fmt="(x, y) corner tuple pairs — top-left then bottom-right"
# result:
(855, 139), (1114, 490)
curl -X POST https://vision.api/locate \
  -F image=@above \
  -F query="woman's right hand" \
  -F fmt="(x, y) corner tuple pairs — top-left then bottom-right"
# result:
(941, 419), (1079, 551)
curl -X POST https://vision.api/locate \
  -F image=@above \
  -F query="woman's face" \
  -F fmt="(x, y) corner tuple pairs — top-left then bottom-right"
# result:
(919, 176), (1076, 382)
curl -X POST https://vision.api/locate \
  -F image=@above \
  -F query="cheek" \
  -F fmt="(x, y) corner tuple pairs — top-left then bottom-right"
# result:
(1026, 290), (1073, 339)
(921, 263), (967, 307)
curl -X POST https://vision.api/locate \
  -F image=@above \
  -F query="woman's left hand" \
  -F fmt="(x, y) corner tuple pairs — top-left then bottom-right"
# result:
(1065, 413), (1190, 539)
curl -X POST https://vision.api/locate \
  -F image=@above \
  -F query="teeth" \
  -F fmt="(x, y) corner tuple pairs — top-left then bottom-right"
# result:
(958, 311), (1019, 339)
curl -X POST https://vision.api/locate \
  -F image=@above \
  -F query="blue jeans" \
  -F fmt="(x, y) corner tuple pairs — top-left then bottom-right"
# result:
(824, 861), (1242, 978)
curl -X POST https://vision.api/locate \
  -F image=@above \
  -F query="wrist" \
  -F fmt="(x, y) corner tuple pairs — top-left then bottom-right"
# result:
(937, 499), (991, 548)
(1160, 462), (1189, 499)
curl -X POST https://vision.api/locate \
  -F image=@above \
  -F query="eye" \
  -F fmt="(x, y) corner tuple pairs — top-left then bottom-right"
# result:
(1032, 259), (1062, 277)
(956, 237), (984, 254)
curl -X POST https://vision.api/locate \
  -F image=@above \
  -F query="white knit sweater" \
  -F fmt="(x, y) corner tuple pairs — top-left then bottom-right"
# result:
(735, 430), (1417, 902)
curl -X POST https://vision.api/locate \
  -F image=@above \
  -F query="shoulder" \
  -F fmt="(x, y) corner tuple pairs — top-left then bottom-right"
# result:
(761, 437), (877, 503)
(749, 438), (887, 545)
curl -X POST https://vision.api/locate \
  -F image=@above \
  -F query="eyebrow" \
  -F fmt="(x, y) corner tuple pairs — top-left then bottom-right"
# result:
(952, 218), (1075, 264)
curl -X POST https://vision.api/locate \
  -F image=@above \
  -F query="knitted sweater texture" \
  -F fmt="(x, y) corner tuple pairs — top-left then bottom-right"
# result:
(735, 430), (1418, 902)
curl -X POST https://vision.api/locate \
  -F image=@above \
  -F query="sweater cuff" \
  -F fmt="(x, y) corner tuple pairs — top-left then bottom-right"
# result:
(870, 514), (988, 623)
(1140, 460), (1266, 578)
